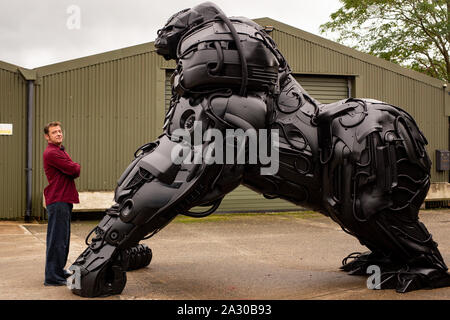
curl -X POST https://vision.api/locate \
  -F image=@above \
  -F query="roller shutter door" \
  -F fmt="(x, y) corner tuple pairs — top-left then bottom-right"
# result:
(294, 74), (350, 104)
(164, 71), (350, 212)
(165, 70), (173, 112)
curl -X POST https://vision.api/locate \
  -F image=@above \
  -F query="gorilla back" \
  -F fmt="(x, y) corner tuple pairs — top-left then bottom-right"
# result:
(68, 1), (450, 297)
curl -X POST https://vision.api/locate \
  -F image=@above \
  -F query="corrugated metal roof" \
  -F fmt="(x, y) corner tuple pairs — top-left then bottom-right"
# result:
(35, 43), (157, 77)
(0, 60), (21, 73)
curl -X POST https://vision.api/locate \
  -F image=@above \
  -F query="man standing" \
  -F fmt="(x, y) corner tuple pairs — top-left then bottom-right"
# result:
(43, 121), (81, 286)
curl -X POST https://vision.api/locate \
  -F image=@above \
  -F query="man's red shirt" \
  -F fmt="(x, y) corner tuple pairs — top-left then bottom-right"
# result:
(43, 143), (81, 206)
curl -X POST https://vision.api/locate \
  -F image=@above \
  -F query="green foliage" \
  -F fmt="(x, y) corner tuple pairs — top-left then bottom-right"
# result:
(320, 0), (450, 81)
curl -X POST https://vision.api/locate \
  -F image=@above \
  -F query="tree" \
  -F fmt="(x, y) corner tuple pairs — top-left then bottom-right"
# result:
(320, 0), (450, 82)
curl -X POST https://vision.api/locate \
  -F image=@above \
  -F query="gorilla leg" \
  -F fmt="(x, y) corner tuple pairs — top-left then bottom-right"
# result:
(322, 101), (450, 292)
(68, 132), (240, 297)
(68, 200), (181, 297)
(340, 208), (450, 292)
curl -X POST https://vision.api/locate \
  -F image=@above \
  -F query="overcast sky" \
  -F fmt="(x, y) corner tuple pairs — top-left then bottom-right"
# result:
(0, 0), (343, 69)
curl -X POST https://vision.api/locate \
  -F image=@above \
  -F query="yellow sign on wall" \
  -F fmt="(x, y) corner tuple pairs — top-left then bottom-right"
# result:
(0, 124), (13, 135)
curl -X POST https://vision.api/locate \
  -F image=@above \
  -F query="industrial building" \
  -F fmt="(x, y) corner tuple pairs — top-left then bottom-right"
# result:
(1, 18), (449, 220)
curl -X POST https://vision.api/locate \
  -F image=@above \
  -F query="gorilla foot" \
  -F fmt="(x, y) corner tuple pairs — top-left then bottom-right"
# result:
(68, 245), (128, 298)
(341, 251), (450, 292)
(379, 268), (450, 293)
(68, 244), (152, 297)
(123, 244), (153, 271)
(340, 251), (400, 275)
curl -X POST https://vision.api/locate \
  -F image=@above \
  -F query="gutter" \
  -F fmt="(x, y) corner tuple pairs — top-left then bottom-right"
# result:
(18, 68), (37, 222)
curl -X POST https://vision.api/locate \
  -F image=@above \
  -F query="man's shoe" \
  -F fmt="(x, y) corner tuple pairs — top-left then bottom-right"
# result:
(63, 270), (73, 279)
(44, 280), (66, 286)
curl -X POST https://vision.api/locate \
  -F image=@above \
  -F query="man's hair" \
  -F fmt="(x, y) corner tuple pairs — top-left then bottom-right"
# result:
(44, 121), (62, 135)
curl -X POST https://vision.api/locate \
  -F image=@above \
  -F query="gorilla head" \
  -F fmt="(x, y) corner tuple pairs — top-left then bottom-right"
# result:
(154, 2), (222, 60)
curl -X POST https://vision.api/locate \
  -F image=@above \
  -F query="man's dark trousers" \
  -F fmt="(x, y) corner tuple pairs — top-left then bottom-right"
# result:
(45, 202), (72, 285)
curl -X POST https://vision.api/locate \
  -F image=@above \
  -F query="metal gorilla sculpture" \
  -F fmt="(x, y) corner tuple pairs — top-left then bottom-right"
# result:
(68, 2), (450, 297)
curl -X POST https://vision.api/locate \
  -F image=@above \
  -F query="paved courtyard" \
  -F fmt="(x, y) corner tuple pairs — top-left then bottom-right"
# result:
(1, 209), (450, 300)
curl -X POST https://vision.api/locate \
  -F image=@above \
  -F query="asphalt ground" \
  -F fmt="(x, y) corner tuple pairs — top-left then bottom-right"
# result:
(1, 209), (450, 301)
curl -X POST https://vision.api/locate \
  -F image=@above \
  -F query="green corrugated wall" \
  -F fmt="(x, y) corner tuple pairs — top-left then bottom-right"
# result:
(31, 44), (167, 219)
(0, 62), (27, 219)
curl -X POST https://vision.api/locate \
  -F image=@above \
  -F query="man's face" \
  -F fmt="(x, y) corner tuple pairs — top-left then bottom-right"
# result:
(45, 125), (63, 146)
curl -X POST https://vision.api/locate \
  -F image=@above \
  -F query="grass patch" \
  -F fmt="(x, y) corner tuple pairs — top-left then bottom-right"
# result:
(173, 210), (322, 224)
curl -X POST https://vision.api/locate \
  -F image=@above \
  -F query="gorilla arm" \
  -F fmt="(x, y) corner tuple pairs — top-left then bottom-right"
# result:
(68, 92), (268, 297)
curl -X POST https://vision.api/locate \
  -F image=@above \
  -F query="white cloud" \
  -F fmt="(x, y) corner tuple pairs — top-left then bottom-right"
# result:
(0, 0), (342, 68)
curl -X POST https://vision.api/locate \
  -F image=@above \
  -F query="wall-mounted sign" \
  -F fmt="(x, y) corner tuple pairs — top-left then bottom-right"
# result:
(0, 124), (13, 135)
(436, 150), (450, 171)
